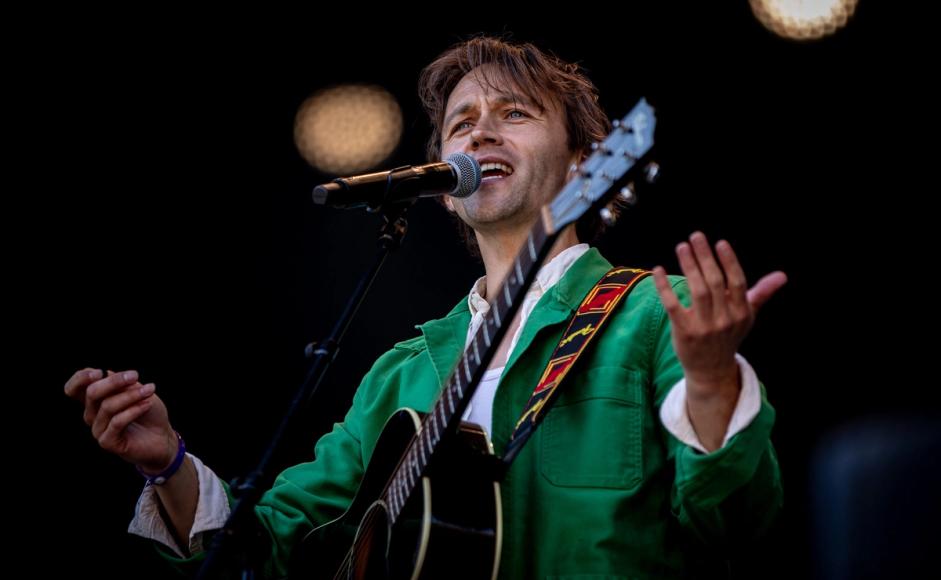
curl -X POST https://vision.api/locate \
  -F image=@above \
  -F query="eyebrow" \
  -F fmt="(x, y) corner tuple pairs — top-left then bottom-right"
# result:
(443, 94), (538, 131)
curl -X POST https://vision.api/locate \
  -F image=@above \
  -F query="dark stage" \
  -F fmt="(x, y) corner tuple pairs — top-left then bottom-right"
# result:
(24, 2), (937, 578)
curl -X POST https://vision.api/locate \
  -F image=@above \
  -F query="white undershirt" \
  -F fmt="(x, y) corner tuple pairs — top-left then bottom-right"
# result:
(461, 366), (504, 433)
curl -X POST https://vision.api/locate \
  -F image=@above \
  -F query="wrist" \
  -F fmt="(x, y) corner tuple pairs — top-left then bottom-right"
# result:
(685, 362), (741, 401)
(136, 431), (186, 485)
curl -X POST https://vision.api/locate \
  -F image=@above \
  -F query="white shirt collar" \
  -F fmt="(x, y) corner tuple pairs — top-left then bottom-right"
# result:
(466, 243), (590, 316)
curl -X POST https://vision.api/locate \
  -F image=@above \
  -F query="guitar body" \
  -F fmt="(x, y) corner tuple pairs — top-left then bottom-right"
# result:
(292, 409), (502, 579)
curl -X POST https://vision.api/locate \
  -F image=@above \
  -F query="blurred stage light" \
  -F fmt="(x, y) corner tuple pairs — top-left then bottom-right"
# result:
(750, 0), (858, 41)
(294, 84), (403, 175)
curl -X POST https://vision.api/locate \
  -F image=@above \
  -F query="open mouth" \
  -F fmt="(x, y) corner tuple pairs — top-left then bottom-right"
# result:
(480, 161), (514, 182)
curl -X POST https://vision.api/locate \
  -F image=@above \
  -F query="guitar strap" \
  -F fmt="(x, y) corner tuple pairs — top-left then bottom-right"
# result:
(501, 266), (651, 465)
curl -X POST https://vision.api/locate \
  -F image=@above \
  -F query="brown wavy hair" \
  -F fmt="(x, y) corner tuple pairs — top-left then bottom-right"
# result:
(418, 35), (614, 256)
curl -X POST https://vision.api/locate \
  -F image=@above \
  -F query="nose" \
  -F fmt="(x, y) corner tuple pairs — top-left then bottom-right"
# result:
(469, 117), (502, 149)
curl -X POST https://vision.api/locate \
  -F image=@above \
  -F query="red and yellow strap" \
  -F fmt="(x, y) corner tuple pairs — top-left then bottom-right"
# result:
(502, 267), (650, 462)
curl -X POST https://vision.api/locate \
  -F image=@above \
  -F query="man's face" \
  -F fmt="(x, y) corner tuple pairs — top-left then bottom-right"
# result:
(440, 66), (580, 234)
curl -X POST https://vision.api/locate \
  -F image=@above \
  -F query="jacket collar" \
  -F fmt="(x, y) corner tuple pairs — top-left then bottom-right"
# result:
(419, 247), (614, 389)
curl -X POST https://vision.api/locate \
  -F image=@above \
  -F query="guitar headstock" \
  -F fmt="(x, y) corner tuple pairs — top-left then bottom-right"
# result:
(549, 98), (657, 231)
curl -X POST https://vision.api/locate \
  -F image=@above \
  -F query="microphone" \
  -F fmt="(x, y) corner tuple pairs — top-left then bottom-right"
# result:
(312, 152), (481, 209)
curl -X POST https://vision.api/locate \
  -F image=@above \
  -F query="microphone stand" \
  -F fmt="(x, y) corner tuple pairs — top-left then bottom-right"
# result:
(196, 201), (412, 580)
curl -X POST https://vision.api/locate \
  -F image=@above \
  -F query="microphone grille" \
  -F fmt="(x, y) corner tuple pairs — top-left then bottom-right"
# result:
(446, 152), (481, 198)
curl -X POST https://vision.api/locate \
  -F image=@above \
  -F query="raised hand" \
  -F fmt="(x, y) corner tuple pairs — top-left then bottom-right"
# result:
(652, 232), (786, 451)
(64, 368), (178, 474)
(653, 231), (787, 393)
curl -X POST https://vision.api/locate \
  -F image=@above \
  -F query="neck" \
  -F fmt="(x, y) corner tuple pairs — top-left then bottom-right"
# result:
(476, 222), (579, 300)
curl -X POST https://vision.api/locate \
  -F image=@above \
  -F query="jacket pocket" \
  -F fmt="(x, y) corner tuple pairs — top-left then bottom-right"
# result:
(540, 366), (644, 490)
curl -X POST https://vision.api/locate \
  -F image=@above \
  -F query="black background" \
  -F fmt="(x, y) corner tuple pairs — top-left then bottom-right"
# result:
(20, 2), (937, 578)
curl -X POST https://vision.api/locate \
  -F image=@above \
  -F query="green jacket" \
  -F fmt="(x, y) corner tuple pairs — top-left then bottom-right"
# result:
(169, 248), (782, 578)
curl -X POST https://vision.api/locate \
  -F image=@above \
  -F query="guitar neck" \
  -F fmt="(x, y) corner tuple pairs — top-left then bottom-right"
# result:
(381, 211), (559, 523)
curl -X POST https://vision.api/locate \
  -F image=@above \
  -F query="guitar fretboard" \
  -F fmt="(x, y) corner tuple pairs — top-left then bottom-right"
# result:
(382, 216), (553, 522)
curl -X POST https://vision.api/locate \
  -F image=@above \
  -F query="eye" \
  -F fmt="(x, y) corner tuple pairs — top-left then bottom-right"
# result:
(507, 109), (528, 119)
(448, 120), (472, 137)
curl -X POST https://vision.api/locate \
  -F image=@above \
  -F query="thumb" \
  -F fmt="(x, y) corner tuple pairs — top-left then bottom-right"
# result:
(747, 271), (788, 312)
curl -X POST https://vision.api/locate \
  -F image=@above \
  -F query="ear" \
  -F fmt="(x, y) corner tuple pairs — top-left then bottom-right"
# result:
(444, 196), (456, 212)
(564, 150), (587, 183)
(572, 150), (587, 168)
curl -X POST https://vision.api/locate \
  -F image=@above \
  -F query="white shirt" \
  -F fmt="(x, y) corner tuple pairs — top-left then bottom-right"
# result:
(130, 243), (762, 556)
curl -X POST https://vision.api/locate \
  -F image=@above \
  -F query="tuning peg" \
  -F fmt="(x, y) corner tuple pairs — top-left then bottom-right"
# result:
(591, 141), (610, 155)
(644, 162), (660, 184)
(599, 206), (617, 226)
(619, 183), (637, 205)
(569, 163), (592, 179)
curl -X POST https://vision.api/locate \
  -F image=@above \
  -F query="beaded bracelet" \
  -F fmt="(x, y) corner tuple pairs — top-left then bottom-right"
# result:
(136, 431), (186, 485)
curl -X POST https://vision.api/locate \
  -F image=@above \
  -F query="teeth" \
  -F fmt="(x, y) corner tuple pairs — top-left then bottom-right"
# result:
(480, 162), (514, 175)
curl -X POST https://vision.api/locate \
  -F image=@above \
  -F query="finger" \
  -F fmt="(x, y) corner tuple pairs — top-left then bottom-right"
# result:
(85, 370), (140, 407)
(747, 271), (788, 312)
(85, 370), (141, 425)
(676, 241), (713, 319)
(64, 368), (103, 400)
(689, 232), (726, 296)
(653, 266), (686, 327)
(91, 383), (156, 438)
(716, 240), (749, 317)
(98, 397), (154, 452)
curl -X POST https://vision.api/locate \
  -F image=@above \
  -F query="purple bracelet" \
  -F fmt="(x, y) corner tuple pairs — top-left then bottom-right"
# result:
(136, 432), (186, 485)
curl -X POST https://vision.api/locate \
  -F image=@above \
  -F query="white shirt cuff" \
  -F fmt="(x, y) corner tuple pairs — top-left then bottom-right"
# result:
(658, 353), (762, 454)
(128, 452), (231, 557)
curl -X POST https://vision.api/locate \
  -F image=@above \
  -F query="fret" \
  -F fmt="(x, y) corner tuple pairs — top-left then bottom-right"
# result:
(446, 384), (455, 414)
(531, 218), (548, 252)
(515, 259), (523, 284)
(463, 355), (472, 383)
(472, 336), (480, 364)
(528, 233), (536, 261)
(404, 453), (414, 483)
(503, 283), (511, 305)
(391, 499), (400, 521)
(516, 249), (529, 275)
(492, 303), (501, 326)
(437, 400), (447, 427)
(421, 429), (432, 458)
(397, 480), (407, 512)
(397, 478), (406, 509)
(454, 374), (464, 398)
(389, 486), (399, 515)
(391, 481), (401, 512)
(482, 323), (491, 347)
(418, 446), (428, 472)
(429, 408), (440, 444)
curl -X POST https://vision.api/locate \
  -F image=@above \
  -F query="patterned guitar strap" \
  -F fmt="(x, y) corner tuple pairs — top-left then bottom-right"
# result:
(501, 267), (651, 466)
